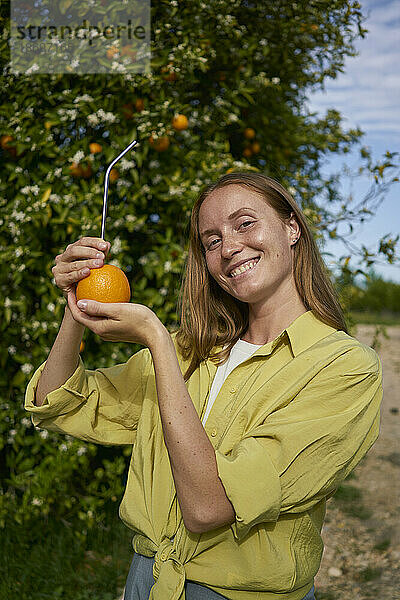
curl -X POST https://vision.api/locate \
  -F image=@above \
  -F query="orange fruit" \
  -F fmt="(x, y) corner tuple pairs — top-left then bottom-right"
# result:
(107, 46), (119, 60)
(161, 63), (177, 81)
(76, 264), (131, 303)
(244, 128), (256, 140)
(0, 135), (13, 149)
(135, 98), (145, 112)
(0, 135), (17, 157)
(172, 114), (188, 131)
(109, 168), (119, 182)
(226, 167), (235, 173)
(79, 341), (85, 353)
(251, 141), (261, 154)
(69, 162), (83, 177)
(122, 102), (133, 119)
(69, 161), (92, 178)
(121, 45), (137, 60)
(149, 135), (170, 152)
(80, 163), (93, 179)
(243, 147), (253, 158)
(89, 142), (102, 154)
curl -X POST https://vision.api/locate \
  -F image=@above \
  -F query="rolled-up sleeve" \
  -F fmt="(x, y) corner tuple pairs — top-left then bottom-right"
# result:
(24, 347), (151, 445)
(215, 345), (383, 541)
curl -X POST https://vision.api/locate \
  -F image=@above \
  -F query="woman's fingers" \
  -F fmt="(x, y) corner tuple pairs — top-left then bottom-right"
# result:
(52, 238), (111, 296)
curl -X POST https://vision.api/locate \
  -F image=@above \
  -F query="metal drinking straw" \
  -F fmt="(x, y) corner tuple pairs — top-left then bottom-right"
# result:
(100, 139), (139, 240)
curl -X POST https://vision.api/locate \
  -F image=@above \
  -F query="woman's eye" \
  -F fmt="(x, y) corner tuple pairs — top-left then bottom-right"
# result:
(206, 222), (254, 249)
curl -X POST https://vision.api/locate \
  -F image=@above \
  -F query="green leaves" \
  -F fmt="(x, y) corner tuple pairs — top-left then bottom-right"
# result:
(0, 0), (399, 537)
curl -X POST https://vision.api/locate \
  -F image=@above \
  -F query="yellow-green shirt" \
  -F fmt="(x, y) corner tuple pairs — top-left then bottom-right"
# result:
(24, 310), (383, 600)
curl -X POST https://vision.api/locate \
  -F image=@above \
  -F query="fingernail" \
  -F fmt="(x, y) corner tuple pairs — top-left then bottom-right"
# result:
(77, 300), (87, 310)
(99, 242), (107, 249)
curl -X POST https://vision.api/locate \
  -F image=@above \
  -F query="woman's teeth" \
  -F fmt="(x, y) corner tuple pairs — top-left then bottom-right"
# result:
(229, 257), (260, 278)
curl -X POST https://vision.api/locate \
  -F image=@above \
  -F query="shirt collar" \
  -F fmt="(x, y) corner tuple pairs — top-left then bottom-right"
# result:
(251, 310), (338, 358)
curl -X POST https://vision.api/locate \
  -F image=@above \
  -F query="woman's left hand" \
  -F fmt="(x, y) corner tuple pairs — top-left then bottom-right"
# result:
(68, 292), (165, 348)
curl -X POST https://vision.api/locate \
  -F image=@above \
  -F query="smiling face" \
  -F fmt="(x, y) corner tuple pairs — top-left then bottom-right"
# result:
(198, 184), (301, 309)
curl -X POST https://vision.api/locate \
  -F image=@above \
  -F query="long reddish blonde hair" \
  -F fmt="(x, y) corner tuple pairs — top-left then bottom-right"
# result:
(175, 172), (348, 382)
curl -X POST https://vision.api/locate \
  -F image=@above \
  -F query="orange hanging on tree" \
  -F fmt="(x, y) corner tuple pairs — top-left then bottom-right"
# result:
(172, 114), (188, 131)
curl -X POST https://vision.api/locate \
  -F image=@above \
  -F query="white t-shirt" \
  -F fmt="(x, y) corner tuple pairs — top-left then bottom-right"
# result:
(201, 338), (263, 425)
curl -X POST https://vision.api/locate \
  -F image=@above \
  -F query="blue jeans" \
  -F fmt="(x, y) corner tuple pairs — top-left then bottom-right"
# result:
(123, 552), (316, 600)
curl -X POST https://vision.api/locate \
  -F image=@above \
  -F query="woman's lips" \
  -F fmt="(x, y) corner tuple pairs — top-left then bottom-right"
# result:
(229, 256), (261, 279)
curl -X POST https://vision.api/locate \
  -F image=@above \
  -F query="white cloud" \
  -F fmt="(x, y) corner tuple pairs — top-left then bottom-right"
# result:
(308, 0), (400, 138)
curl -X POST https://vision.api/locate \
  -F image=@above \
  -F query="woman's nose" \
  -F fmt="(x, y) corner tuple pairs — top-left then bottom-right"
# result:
(220, 235), (244, 258)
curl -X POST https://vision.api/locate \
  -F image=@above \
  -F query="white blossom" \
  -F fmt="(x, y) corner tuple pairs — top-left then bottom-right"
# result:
(21, 417), (31, 427)
(31, 497), (43, 506)
(87, 113), (100, 126)
(25, 63), (39, 75)
(164, 261), (172, 272)
(47, 302), (55, 312)
(39, 430), (49, 439)
(21, 363), (33, 374)
(159, 287), (168, 296)
(73, 94), (94, 103)
(77, 446), (87, 456)
(70, 150), (85, 164)
(97, 109), (117, 123)
(119, 158), (136, 171)
(59, 443), (68, 452)
(20, 185), (40, 196)
(112, 237), (122, 253)
(138, 256), (148, 265)
(272, 77), (280, 84)
(8, 345), (16, 354)
(4, 298), (12, 308)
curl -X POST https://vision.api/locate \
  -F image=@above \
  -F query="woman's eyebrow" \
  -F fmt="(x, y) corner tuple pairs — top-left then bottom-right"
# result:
(200, 207), (257, 238)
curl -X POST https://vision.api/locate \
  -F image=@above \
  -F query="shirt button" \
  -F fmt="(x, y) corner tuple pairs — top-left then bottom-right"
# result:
(230, 387), (236, 394)
(160, 551), (167, 561)
(210, 428), (217, 437)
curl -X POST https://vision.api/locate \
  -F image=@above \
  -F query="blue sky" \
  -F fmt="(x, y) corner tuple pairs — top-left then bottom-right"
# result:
(306, 0), (400, 282)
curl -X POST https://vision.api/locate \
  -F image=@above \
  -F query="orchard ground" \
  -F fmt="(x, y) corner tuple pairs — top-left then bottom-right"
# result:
(313, 324), (400, 600)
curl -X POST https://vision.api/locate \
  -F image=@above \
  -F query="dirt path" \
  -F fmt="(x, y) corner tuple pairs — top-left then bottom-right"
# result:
(314, 325), (400, 599)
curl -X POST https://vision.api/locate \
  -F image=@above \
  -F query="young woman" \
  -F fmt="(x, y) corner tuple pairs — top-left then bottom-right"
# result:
(25, 173), (382, 600)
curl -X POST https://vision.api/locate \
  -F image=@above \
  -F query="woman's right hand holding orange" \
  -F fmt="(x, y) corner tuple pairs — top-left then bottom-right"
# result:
(52, 237), (111, 304)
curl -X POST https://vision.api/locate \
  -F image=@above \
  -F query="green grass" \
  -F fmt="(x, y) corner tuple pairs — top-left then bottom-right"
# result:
(0, 512), (133, 600)
(373, 538), (391, 552)
(332, 483), (373, 520)
(355, 566), (382, 582)
(349, 311), (400, 326)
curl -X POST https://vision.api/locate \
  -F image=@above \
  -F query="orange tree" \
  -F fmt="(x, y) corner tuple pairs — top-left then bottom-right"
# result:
(0, 0), (398, 534)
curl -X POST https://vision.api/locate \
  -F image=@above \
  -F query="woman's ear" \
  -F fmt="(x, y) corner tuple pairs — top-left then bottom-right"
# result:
(288, 212), (301, 244)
